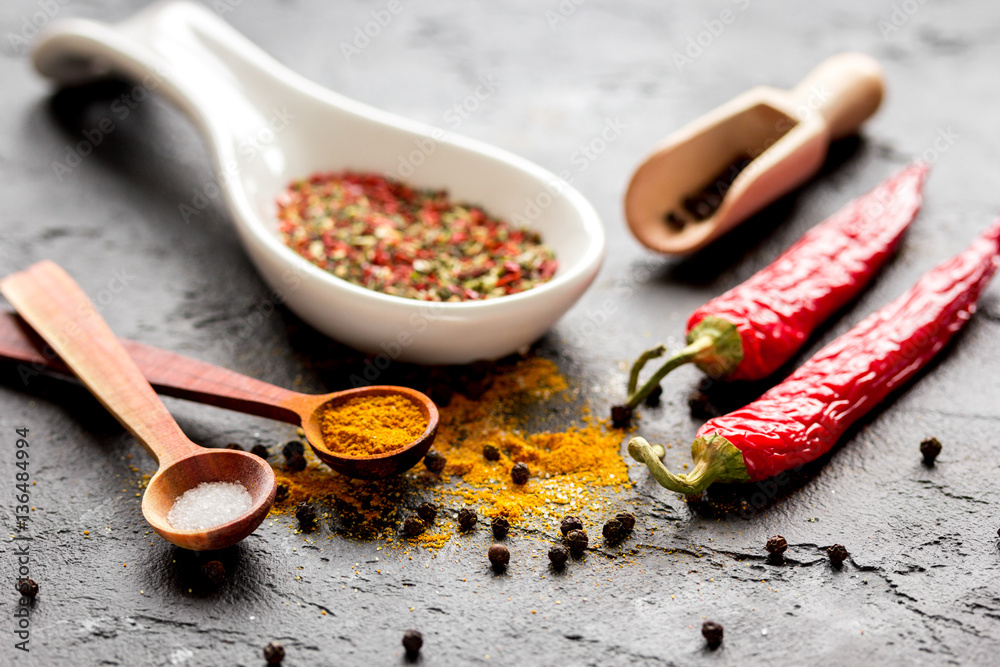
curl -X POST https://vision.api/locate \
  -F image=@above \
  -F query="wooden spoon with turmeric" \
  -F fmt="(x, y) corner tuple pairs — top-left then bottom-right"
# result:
(0, 310), (438, 481)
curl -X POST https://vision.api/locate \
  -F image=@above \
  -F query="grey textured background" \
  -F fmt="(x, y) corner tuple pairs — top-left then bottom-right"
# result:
(2, 0), (1000, 665)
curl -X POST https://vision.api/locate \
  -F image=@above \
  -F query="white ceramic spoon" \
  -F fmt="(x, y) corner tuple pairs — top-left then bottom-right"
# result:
(32, 0), (604, 364)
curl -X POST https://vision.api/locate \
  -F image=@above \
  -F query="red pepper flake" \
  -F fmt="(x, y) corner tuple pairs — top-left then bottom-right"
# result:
(277, 171), (557, 301)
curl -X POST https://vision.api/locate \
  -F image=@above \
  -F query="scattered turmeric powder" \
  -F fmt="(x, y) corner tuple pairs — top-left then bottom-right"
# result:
(268, 355), (633, 547)
(319, 394), (426, 457)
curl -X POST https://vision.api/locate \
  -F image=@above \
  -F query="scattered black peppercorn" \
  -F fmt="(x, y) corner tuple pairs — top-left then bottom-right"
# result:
(644, 384), (663, 407)
(920, 437), (942, 465)
(424, 450), (447, 473)
(482, 444), (501, 461)
(664, 210), (687, 230)
(295, 502), (317, 531)
(560, 515), (583, 536)
(610, 404), (633, 428)
(766, 535), (788, 556)
(402, 629), (423, 657)
(687, 390), (716, 420)
(491, 516), (510, 540)
(488, 544), (510, 571)
(701, 620), (724, 647)
(201, 560), (226, 584)
(827, 544), (850, 567)
(463, 378), (491, 400)
(602, 519), (623, 544)
(510, 462), (529, 485)
(402, 515), (425, 538)
(225, 442), (244, 450)
(429, 383), (453, 408)
(458, 508), (478, 531)
(15, 577), (38, 598)
(263, 641), (285, 664)
(565, 529), (589, 556)
(671, 155), (751, 227)
(467, 360), (491, 380)
(274, 482), (289, 503)
(415, 470), (438, 485)
(417, 502), (437, 524)
(285, 453), (306, 472)
(548, 544), (569, 569)
(615, 512), (636, 536)
(250, 444), (269, 459)
(283, 441), (305, 459)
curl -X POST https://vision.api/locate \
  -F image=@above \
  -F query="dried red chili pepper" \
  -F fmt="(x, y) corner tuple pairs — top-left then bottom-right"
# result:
(630, 216), (1000, 494)
(620, 164), (928, 411)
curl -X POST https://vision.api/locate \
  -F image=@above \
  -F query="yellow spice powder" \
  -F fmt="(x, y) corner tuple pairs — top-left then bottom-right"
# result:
(270, 356), (632, 545)
(319, 394), (426, 456)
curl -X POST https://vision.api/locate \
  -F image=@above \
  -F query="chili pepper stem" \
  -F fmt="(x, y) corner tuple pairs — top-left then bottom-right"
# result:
(627, 344), (666, 395)
(628, 435), (749, 495)
(625, 337), (713, 409)
(624, 317), (743, 409)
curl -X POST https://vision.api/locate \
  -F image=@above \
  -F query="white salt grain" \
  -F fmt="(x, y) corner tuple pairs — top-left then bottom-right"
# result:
(167, 482), (252, 530)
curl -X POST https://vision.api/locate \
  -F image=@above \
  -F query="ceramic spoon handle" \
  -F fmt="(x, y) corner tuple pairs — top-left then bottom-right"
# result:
(0, 261), (199, 466)
(0, 310), (305, 424)
(32, 0), (294, 145)
(790, 52), (884, 141)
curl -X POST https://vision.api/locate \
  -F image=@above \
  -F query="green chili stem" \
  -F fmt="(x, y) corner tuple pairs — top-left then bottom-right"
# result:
(625, 336), (715, 409)
(627, 435), (749, 496)
(627, 344), (666, 395)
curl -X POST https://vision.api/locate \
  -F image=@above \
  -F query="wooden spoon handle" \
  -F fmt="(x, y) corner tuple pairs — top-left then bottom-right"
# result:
(0, 310), (305, 424)
(791, 52), (884, 141)
(0, 261), (198, 465)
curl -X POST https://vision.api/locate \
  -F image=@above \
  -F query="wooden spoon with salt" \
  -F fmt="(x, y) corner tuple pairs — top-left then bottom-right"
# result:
(0, 261), (276, 551)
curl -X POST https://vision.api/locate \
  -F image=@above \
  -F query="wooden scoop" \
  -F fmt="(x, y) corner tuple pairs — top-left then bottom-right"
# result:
(0, 311), (439, 481)
(0, 261), (276, 551)
(625, 52), (884, 254)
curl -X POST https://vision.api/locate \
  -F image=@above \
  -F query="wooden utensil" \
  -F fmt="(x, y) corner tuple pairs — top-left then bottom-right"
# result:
(0, 261), (276, 550)
(0, 311), (439, 481)
(625, 52), (884, 254)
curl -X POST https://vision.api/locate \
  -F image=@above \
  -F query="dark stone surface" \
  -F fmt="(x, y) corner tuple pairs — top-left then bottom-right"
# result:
(2, 0), (1000, 665)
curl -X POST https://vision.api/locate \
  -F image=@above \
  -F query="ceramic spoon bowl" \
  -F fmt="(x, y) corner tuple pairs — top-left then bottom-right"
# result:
(32, 0), (604, 364)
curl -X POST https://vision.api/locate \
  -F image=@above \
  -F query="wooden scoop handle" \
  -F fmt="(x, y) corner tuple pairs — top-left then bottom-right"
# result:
(0, 310), (305, 424)
(791, 52), (884, 141)
(0, 261), (200, 465)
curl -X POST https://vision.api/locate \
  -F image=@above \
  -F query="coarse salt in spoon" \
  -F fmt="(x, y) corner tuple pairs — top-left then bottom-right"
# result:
(31, 0), (605, 364)
(0, 261), (276, 551)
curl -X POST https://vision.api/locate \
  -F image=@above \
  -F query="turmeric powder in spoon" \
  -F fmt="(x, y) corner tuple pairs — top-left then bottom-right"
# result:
(319, 394), (427, 457)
